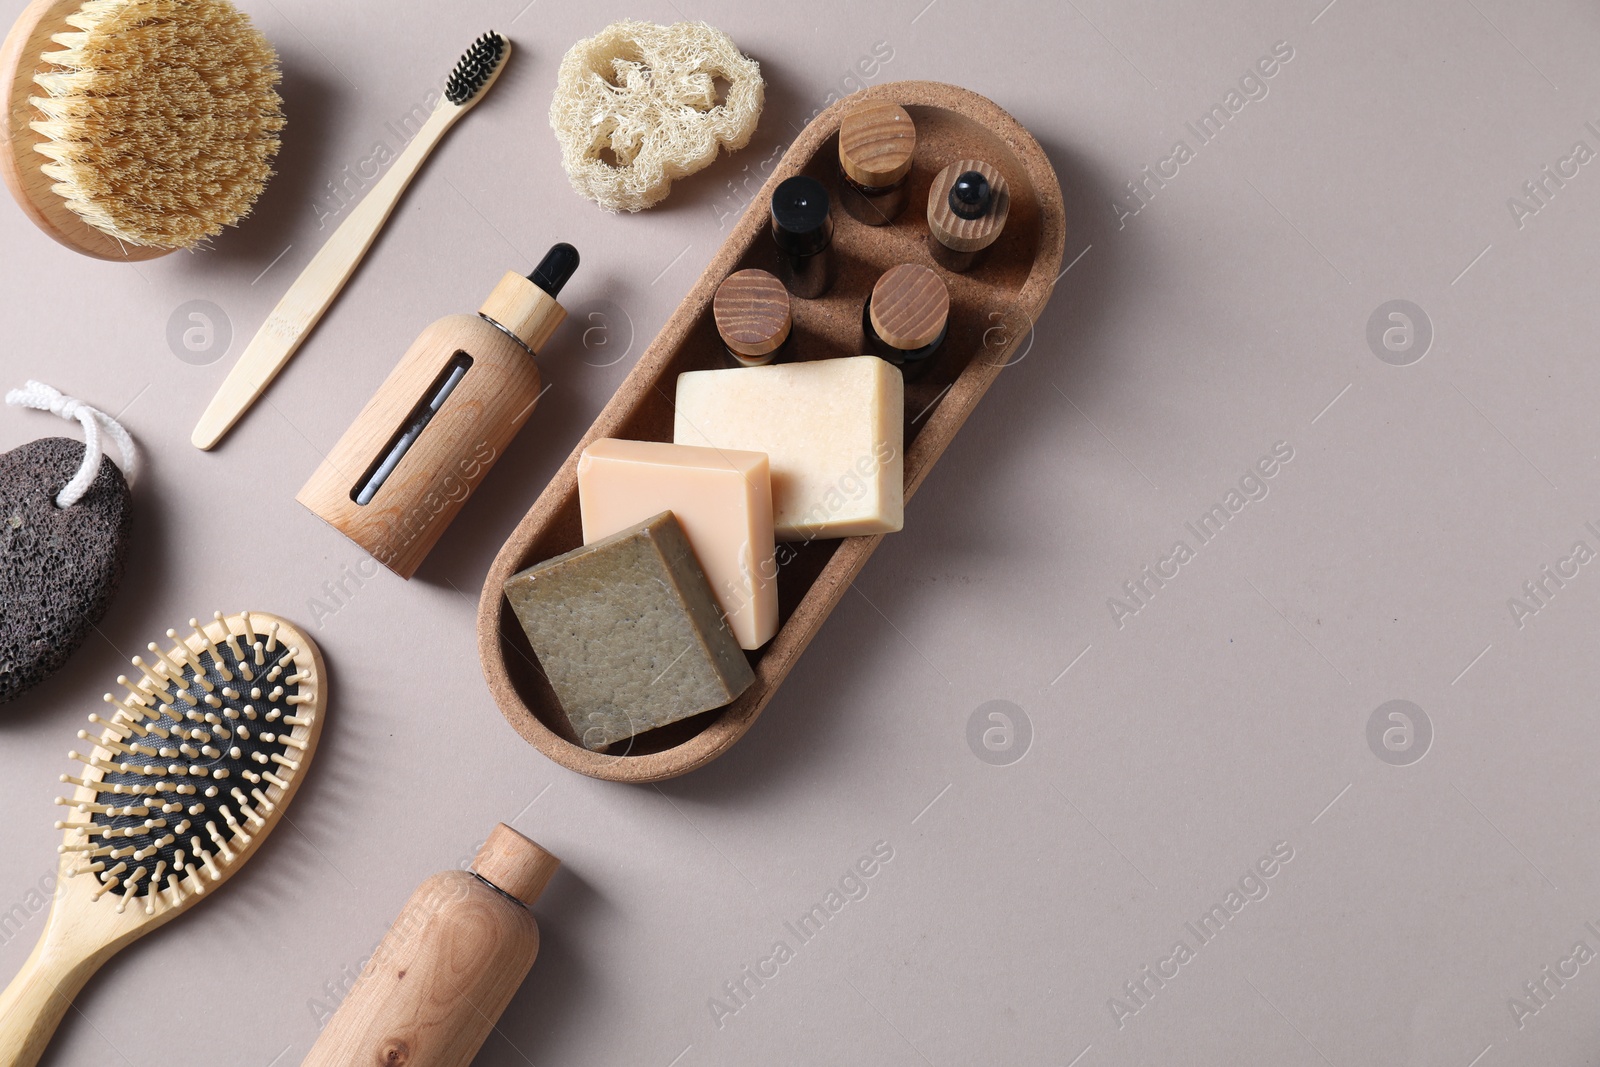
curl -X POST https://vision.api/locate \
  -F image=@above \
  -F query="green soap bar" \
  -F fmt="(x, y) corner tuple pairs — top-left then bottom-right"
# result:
(503, 510), (756, 750)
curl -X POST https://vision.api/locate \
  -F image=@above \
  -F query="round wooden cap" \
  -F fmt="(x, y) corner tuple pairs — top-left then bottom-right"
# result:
(472, 823), (561, 905)
(928, 159), (1011, 253)
(869, 264), (949, 350)
(480, 272), (567, 352)
(714, 269), (792, 358)
(838, 102), (916, 188)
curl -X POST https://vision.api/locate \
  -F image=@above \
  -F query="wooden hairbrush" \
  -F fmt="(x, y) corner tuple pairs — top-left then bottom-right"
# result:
(0, 611), (326, 1067)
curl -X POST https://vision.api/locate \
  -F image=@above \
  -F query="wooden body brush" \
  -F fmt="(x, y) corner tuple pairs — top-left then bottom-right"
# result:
(191, 31), (512, 451)
(0, 611), (326, 1067)
(0, 0), (285, 260)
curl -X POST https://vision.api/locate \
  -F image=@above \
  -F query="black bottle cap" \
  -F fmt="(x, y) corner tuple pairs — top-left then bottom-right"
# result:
(530, 243), (580, 297)
(770, 176), (833, 257)
(949, 171), (992, 220)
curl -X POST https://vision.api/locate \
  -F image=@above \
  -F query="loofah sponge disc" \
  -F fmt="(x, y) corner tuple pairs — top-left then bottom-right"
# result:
(27, 0), (285, 249)
(549, 20), (763, 213)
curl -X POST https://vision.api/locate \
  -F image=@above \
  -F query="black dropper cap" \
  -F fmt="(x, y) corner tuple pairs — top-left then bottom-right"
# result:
(949, 171), (992, 220)
(770, 176), (833, 256)
(530, 242), (580, 297)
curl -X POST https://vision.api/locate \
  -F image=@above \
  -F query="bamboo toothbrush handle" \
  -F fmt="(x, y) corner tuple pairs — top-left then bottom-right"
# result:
(191, 81), (495, 451)
(0, 933), (105, 1067)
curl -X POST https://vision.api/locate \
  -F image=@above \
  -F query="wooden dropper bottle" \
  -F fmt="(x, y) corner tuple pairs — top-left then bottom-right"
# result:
(927, 160), (1011, 272)
(302, 825), (561, 1067)
(297, 244), (579, 578)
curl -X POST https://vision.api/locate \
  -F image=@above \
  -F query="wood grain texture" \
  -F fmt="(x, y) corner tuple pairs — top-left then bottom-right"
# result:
(869, 264), (949, 350)
(0, 0), (171, 261)
(927, 158), (1011, 253)
(191, 40), (511, 450)
(300, 870), (541, 1067)
(296, 314), (544, 580)
(713, 268), (791, 358)
(838, 100), (916, 188)
(0, 613), (326, 1067)
(474, 824), (561, 905)
(480, 272), (564, 353)
(476, 80), (1067, 783)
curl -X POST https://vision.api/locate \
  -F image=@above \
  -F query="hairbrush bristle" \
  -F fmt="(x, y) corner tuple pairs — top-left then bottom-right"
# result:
(446, 31), (509, 106)
(57, 611), (322, 916)
(27, 0), (285, 250)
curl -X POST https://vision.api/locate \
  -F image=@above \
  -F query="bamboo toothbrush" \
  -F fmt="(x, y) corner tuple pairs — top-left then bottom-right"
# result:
(191, 31), (513, 451)
(0, 611), (327, 1067)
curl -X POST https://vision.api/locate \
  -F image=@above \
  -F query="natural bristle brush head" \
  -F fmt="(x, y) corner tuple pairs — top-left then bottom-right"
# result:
(0, 611), (325, 1067)
(0, 0), (286, 260)
(445, 30), (510, 106)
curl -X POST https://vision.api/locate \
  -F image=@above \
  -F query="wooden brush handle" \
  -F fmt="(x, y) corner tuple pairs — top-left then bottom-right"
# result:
(0, 930), (109, 1067)
(191, 60), (505, 451)
(302, 826), (558, 1067)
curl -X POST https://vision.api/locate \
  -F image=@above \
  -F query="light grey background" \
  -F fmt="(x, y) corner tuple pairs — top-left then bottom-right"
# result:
(1, 0), (1595, 1064)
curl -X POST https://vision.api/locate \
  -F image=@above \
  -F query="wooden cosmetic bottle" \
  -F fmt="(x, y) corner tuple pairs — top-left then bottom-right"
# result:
(297, 244), (579, 578)
(302, 825), (561, 1067)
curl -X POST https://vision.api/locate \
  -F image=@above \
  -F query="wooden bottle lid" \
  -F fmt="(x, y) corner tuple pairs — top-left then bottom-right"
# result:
(480, 272), (566, 353)
(472, 823), (561, 905)
(928, 159), (1011, 253)
(869, 264), (949, 350)
(713, 269), (792, 358)
(838, 101), (917, 188)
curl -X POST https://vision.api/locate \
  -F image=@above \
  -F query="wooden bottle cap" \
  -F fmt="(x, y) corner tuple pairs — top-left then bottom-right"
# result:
(869, 264), (949, 350)
(713, 269), (792, 358)
(472, 823), (561, 905)
(838, 102), (917, 188)
(928, 159), (1011, 253)
(480, 272), (566, 353)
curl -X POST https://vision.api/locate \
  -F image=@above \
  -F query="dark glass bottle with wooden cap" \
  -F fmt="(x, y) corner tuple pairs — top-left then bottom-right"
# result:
(714, 268), (792, 367)
(837, 101), (917, 225)
(862, 263), (950, 377)
(770, 175), (835, 299)
(928, 159), (1010, 272)
(297, 244), (579, 578)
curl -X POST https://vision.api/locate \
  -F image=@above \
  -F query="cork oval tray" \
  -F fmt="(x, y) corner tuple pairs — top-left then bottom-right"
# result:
(477, 81), (1066, 783)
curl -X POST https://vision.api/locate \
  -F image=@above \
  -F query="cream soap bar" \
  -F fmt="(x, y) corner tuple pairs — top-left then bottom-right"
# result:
(674, 356), (904, 542)
(577, 438), (778, 650)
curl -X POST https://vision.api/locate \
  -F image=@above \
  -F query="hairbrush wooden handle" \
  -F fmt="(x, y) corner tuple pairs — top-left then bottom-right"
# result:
(301, 825), (558, 1067)
(190, 33), (511, 451)
(0, 928), (113, 1067)
(0, 611), (328, 1066)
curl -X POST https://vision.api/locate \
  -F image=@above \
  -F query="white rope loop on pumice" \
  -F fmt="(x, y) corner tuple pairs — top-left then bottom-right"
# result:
(4, 381), (139, 508)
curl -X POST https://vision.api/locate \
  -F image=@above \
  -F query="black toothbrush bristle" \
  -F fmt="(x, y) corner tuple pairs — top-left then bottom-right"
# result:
(446, 31), (509, 106)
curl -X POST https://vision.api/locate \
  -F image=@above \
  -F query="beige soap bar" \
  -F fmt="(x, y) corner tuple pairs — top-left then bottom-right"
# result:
(578, 439), (778, 650)
(674, 356), (904, 542)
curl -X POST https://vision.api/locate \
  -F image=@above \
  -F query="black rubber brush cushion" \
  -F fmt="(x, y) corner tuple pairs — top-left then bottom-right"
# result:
(0, 438), (131, 704)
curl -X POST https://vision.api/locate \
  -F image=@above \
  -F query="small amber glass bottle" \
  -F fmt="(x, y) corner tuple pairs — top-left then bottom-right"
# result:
(771, 176), (835, 299)
(927, 160), (1010, 273)
(862, 263), (950, 376)
(714, 268), (792, 367)
(837, 101), (917, 226)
